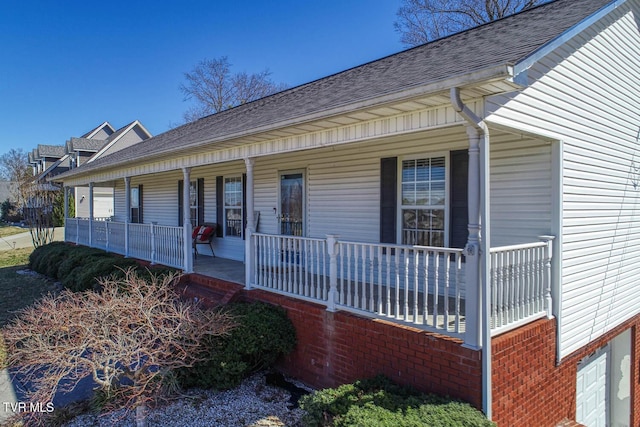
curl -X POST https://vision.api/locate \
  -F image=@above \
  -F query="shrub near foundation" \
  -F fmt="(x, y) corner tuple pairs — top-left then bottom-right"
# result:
(176, 301), (297, 390)
(300, 376), (495, 427)
(28, 242), (177, 292)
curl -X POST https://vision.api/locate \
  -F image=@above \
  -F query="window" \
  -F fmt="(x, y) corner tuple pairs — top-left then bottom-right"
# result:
(189, 180), (198, 226)
(130, 185), (142, 223)
(224, 176), (243, 237)
(400, 157), (445, 247)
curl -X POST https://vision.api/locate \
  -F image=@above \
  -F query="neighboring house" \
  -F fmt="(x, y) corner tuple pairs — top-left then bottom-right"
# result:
(29, 121), (152, 219)
(54, 0), (640, 425)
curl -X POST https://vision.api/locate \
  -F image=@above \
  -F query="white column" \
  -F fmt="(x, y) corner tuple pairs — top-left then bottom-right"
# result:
(244, 157), (255, 289)
(326, 234), (339, 312)
(182, 168), (193, 273)
(464, 126), (481, 350)
(124, 177), (131, 257)
(88, 182), (94, 247)
(539, 235), (555, 318)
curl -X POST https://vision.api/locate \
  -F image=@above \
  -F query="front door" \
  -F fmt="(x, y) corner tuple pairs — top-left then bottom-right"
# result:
(279, 172), (304, 236)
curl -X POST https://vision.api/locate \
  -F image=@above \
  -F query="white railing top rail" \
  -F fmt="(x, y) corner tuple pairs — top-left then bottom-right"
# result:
(490, 241), (548, 253)
(252, 232), (326, 243)
(338, 239), (464, 254)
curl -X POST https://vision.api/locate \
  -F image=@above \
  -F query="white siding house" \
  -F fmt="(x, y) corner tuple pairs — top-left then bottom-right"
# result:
(54, 0), (640, 424)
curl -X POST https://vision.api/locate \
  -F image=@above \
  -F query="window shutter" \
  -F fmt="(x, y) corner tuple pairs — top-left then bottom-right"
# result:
(449, 149), (469, 249)
(197, 178), (204, 226)
(178, 180), (183, 226)
(216, 176), (223, 237)
(380, 157), (397, 243)
(242, 173), (247, 240)
(138, 185), (143, 224)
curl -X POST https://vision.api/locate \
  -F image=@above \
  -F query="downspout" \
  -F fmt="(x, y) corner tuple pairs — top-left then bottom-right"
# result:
(450, 87), (492, 420)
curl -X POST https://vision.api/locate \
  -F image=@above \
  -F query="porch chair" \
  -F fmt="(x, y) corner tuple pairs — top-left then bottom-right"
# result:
(192, 223), (217, 258)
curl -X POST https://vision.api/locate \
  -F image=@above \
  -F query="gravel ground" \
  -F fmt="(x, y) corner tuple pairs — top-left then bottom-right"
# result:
(60, 373), (308, 427)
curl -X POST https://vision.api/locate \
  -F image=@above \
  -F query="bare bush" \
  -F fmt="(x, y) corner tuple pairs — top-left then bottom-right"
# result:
(3, 269), (236, 426)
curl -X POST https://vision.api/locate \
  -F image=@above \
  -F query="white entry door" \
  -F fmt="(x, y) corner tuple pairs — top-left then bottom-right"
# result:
(576, 346), (609, 427)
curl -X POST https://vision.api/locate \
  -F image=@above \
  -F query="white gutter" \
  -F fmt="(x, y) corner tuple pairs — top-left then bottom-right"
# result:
(450, 87), (492, 420)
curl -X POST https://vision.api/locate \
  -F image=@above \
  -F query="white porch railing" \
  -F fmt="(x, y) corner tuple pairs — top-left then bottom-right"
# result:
(65, 218), (184, 269)
(489, 237), (554, 336)
(249, 232), (466, 338)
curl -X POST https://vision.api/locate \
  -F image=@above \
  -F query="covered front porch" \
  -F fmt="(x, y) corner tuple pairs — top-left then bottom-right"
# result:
(64, 217), (553, 347)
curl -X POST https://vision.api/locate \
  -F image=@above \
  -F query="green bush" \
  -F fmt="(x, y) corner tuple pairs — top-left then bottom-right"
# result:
(29, 241), (69, 278)
(29, 242), (177, 292)
(299, 376), (495, 427)
(62, 256), (138, 292)
(177, 301), (297, 390)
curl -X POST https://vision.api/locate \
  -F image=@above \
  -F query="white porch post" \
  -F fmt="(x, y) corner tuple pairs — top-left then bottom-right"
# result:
(244, 157), (255, 289)
(182, 167), (193, 273)
(539, 235), (555, 318)
(326, 234), (339, 312)
(124, 177), (131, 257)
(464, 126), (481, 350)
(88, 182), (94, 247)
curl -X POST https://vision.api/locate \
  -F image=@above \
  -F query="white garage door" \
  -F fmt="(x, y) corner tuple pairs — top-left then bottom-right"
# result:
(576, 347), (609, 427)
(93, 196), (113, 219)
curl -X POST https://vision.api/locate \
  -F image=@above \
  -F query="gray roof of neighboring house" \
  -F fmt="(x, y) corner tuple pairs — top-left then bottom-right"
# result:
(58, 0), (615, 179)
(67, 138), (105, 152)
(36, 144), (66, 159)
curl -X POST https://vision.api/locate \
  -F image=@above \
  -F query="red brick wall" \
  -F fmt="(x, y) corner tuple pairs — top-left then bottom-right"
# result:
(239, 288), (483, 408)
(492, 316), (640, 427)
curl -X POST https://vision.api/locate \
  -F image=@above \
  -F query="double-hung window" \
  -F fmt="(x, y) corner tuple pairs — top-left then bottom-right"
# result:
(224, 176), (243, 237)
(189, 180), (198, 226)
(130, 185), (142, 223)
(400, 156), (446, 247)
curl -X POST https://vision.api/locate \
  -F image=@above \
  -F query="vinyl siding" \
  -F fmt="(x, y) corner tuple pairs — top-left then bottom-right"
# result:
(100, 126), (150, 157)
(109, 126), (550, 262)
(485, 2), (640, 358)
(489, 132), (552, 247)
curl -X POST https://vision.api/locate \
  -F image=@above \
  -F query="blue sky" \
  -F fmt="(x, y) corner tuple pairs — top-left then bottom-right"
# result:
(0, 0), (405, 157)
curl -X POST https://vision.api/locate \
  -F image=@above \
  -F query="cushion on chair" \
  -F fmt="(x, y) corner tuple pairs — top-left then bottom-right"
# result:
(200, 226), (215, 241)
(192, 226), (203, 239)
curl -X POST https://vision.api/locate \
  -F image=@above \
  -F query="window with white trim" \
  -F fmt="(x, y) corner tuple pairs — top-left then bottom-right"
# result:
(224, 176), (243, 237)
(400, 157), (446, 247)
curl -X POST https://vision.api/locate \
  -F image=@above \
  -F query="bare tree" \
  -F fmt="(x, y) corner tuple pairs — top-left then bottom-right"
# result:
(3, 269), (235, 427)
(0, 148), (30, 182)
(0, 148), (63, 245)
(180, 56), (288, 123)
(394, 0), (545, 46)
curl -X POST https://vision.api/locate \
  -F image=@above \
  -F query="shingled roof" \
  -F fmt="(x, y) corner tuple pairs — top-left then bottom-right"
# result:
(66, 137), (105, 152)
(58, 0), (615, 179)
(36, 144), (66, 159)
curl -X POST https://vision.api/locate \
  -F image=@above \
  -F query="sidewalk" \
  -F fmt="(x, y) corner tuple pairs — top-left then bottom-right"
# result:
(0, 227), (65, 251)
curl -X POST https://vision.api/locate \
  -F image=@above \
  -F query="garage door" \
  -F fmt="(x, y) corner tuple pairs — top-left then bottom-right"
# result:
(576, 346), (609, 427)
(93, 196), (113, 219)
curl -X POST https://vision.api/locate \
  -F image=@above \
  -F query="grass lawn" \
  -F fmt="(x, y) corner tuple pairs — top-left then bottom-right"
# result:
(0, 247), (57, 368)
(0, 225), (27, 238)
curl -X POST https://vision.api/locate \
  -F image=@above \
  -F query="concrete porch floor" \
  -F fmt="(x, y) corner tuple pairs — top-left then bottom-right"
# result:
(193, 254), (246, 285)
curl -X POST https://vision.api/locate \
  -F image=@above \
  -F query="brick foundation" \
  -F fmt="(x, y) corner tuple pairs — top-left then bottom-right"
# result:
(492, 315), (639, 427)
(184, 274), (638, 426)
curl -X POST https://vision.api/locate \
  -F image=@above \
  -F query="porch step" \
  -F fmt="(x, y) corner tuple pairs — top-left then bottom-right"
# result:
(176, 273), (244, 308)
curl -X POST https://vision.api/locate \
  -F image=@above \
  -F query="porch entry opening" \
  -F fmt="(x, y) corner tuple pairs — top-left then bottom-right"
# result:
(280, 172), (304, 236)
